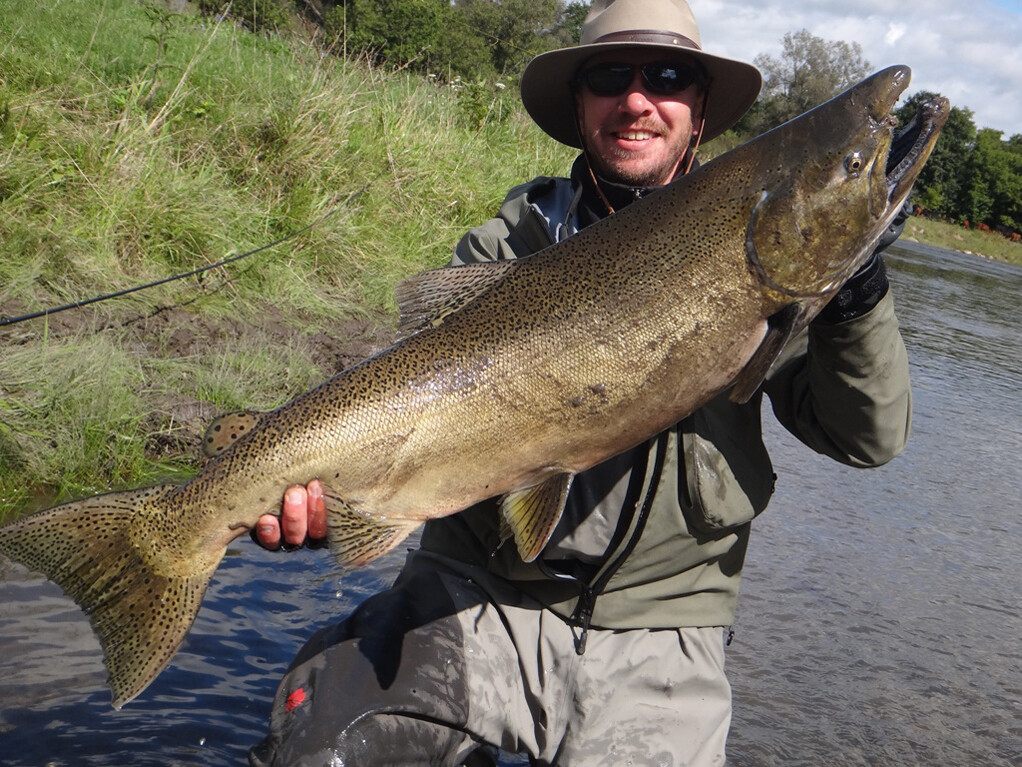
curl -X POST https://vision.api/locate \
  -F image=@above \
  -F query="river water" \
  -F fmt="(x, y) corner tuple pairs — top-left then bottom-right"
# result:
(0, 242), (1019, 765)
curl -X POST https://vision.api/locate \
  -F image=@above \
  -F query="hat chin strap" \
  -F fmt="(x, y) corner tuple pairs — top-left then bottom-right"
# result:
(573, 89), (709, 216)
(683, 89), (708, 176)
(573, 95), (619, 215)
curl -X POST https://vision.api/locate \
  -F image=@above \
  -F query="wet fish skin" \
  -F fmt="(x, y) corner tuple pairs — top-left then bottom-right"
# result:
(0, 65), (948, 709)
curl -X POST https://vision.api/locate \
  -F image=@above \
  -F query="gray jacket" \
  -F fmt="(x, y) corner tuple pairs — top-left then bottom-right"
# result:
(419, 174), (912, 632)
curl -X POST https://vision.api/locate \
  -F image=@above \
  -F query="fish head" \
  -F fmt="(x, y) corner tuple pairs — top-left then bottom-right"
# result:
(744, 65), (949, 301)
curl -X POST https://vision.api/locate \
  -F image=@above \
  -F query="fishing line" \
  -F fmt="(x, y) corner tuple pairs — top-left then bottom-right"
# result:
(0, 183), (370, 329)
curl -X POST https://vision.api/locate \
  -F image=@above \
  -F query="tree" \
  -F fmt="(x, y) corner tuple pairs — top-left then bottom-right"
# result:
(737, 29), (872, 136)
(964, 129), (1022, 230)
(329, 0), (449, 70)
(550, 1), (590, 47)
(324, 0), (579, 82)
(452, 0), (560, 77)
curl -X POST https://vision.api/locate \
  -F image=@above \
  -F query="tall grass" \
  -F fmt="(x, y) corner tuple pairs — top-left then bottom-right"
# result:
(0, 0), (573, 519)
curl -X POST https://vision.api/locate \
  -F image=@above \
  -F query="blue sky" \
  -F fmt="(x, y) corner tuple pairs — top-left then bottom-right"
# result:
(692, 0), (1022, 135)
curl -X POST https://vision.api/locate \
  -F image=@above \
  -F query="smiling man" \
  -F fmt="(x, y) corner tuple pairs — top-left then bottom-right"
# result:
(574, 50), (707, 187)
(250, 2), (912, 765)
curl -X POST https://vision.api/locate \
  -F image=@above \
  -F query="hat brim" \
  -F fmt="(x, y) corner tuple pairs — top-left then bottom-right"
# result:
(521, 41), (762, 148)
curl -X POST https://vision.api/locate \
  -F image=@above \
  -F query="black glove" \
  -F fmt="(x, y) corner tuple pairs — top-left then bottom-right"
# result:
(817, 244), (892, 324)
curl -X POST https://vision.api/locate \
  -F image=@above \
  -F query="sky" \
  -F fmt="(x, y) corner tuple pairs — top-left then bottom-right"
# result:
(690, 0), (1022, 136)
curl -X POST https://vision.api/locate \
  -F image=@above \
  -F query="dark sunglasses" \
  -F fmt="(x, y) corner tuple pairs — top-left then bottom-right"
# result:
(574, 60), (706, 97)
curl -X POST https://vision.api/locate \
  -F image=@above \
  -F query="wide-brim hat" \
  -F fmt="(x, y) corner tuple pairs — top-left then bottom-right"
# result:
(521, 0), (763, 148)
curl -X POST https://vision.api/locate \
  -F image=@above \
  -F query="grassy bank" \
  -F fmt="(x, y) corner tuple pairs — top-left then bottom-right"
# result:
(1, 1), (1018, 521)
(902, 216), (1022, 265)
(0, 0), (573, 518)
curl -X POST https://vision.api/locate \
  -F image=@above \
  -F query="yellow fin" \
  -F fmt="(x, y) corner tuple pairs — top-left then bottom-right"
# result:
(500, 472), (573, 563)
(201, 410), (263, 458)
(320, 485), (419, 568)
(0, 486), (220, 709)
(394, 261), (515, 340)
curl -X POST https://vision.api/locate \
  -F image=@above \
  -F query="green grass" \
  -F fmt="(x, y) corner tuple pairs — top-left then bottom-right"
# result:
(0, 0), (573, 519)
(902, 216), (1022, 265)
(2, 1), (1019, 521)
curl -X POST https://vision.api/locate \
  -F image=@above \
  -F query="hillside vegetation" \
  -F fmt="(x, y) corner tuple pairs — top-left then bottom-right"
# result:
(0, 0), (1016, 520)
(0, 0), (574, 517)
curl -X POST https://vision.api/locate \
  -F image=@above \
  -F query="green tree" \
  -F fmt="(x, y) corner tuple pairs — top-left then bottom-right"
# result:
(452, 0), (560, 77)
(550, 1), (590, 47)
(331, 0), (448, 69)
(737, 29), (872, 136)
(964, 129), (1022, 230)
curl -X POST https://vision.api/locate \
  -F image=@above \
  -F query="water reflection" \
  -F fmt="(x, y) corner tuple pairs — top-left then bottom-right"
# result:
(0, 242), (1019, 764)
(727, 242), (1022, 765)
(0, 545), (405, 766)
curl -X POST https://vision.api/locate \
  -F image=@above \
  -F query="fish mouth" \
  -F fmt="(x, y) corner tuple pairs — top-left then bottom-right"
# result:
(885, 95), (950, 203)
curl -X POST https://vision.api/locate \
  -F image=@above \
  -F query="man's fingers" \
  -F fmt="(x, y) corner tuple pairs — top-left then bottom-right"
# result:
(307, 479), (328, 540)
(256, 513), (282, 549)
(281, 485), (309, 545)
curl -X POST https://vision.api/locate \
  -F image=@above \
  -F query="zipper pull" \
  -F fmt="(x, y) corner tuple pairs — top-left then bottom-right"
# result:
(571, 585), (597, 655)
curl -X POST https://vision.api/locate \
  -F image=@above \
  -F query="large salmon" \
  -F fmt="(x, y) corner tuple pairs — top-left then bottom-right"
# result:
(0, 66), (948, 708)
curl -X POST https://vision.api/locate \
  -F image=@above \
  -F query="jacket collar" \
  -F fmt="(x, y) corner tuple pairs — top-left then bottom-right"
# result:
(570, 154), (698, 228)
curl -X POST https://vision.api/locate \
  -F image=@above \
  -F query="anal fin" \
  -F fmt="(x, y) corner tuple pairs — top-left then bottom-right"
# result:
(320, 485), (419, 568)
(499, 472), (573, 563)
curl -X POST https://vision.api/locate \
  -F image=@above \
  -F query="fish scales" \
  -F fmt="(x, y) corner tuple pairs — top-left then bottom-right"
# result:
(0, 65), (949, 708)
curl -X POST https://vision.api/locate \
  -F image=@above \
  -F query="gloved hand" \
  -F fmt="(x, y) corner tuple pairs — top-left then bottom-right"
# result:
(818, 121), (917, 324)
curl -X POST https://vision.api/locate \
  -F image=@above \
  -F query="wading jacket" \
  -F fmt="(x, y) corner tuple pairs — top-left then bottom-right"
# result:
(419, 161), (912, 634)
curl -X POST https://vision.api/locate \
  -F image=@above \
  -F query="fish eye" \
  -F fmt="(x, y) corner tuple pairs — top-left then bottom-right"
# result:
(845, 152), (864, 175)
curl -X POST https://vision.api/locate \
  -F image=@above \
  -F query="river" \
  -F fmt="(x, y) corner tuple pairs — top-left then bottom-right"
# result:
(0, 242), (1019, 765)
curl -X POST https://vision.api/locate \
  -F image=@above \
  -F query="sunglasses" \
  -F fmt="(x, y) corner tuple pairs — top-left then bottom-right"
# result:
(575, 60), (706, 97)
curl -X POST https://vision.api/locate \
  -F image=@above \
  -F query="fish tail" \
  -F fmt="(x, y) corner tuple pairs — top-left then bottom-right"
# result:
(0, 485), (218, 709)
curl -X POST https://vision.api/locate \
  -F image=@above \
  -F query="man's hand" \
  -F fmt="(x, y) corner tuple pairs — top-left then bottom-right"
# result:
(254, 479), (328, 550)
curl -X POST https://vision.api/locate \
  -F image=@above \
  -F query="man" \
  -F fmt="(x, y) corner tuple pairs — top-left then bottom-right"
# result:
(249, 1), (911, 764)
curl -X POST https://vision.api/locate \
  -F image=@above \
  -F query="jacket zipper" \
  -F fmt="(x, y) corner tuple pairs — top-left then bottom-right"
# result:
(552, 431), (670, 654)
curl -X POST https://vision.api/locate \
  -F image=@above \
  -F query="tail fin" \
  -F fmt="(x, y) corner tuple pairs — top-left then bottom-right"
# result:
(0, 486), (220, 708)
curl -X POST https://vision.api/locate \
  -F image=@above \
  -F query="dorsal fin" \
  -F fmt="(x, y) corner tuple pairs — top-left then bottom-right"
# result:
(394, 261), (515, 340)
(201, 411), (263, 458)
(729, 303), (803, 404)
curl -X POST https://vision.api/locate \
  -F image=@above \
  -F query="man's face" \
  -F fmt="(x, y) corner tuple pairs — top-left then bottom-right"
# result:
(575, 50), (704, 188)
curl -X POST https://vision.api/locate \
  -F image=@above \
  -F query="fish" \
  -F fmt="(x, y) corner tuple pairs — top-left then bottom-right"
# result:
(0, 65), (948, 709)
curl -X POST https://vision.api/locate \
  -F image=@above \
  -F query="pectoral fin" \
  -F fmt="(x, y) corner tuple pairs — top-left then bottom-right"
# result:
(201, 411), (264, 458)
(499, 472), (573, 563)
(729, 303), (803, 404)
(320, 485), (419, 568)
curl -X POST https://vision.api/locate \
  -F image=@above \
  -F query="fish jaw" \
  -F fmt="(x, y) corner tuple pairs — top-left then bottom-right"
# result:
(738, 65), (948, 303)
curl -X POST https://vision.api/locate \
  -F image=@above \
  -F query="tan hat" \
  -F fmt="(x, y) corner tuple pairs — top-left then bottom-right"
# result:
(521, 0), (762, 148)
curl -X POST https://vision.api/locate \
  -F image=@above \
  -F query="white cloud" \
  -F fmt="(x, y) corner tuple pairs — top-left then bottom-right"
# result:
(691, 0), (1022, 135)
(884, 22), (906, 46)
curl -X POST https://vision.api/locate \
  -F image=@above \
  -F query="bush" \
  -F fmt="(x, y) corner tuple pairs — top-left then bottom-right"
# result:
(197, 0), (292, 33)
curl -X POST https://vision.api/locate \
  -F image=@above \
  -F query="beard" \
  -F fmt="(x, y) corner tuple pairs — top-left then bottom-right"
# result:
(585, 119), (691, 187)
